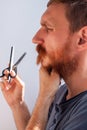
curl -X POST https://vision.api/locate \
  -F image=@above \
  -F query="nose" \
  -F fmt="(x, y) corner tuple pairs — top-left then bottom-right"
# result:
(32, 29), (44, 45)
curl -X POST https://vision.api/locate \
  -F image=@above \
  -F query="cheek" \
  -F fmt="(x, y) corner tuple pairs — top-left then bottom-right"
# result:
(45, 38), (59, 55)
(46, 47), (63, 64)
(46, 33), (67, 51)
(45, 40), (64, 60)
(44, 32), (71, 61)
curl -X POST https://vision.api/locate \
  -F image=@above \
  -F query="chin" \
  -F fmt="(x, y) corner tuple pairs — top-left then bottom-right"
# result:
(41, 60), (53, 74)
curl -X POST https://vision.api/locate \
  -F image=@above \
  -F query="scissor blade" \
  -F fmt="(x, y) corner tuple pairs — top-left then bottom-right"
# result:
(13, 52), (27, 68)
(9, 46), (14, 71)
(8, 46), (14, 82)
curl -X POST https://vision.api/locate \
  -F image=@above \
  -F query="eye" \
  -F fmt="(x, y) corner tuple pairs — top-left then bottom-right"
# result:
(46, 26), (53, 32)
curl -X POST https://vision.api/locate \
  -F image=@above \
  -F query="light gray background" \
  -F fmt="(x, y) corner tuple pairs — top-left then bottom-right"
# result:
(0, 0), (48, 129)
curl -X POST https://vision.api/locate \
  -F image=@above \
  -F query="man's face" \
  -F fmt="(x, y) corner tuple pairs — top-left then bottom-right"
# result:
(32, 3), (79, 79)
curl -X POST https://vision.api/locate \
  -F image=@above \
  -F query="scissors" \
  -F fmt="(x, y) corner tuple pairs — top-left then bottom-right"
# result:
(0, 46), (27, 82)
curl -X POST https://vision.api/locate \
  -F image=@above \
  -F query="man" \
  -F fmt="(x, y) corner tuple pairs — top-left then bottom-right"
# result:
(1, 0), (87, 129)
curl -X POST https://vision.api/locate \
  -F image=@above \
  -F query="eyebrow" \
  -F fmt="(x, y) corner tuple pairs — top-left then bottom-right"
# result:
(40, 19), (55, 28)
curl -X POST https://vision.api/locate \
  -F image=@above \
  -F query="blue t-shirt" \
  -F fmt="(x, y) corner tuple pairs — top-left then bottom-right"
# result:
(46, 84), (87, 130)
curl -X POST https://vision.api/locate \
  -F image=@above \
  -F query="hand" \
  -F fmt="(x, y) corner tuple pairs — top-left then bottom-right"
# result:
(39, 66), (60, 100)
(0, 69), (25, 109)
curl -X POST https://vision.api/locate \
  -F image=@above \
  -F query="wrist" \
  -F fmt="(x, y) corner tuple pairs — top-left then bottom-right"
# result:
(11, 100), (26, 112)
(37, 94), (54, 109)
(38, 91), (56, 104)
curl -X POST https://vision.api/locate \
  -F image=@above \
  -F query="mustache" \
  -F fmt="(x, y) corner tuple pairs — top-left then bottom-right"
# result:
(36, 45), (46, 54)
(36, 45), (46, 65)
(36, 45), (53, 74)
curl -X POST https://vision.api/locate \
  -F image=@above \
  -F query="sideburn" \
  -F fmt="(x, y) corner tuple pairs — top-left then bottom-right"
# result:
(52, 34), (79, 81)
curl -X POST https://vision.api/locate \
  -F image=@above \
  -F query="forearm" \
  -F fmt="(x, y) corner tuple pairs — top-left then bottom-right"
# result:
(25, 67), (60, 130)
(12, 101), (30, 130)
(26, 95), (53, 130)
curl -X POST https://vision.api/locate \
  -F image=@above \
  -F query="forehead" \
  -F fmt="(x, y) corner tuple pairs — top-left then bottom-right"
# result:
(40, 3), (69, 26)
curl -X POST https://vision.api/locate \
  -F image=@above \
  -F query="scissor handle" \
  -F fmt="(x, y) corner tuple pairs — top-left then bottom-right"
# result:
(0, 67), (17, 79)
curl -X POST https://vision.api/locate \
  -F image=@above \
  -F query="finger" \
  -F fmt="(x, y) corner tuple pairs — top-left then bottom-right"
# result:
(51, 69), (59, 77)
(0, 75), (14, 90)
(0, 80), (10, 91)
(40, 66), (54, 78)
(3, 69), (10, 80)
(10, 70), (16, 77)
(0, 81), (5, 90)
(3, 75), (8, 80)
(3, 69), (10, 75)
(39, 66), (48, 76)
(11, 75), (25, 87)
(51, 69), (61, 86)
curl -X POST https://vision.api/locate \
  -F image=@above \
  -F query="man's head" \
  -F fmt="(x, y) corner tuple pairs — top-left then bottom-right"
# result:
(32, 0), (87, 80)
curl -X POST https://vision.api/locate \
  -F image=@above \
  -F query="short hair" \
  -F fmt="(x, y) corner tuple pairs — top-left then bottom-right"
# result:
(47, 0), (87, 32)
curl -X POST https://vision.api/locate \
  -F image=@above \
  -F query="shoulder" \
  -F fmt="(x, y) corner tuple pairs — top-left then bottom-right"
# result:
(62, 91), (87, 130)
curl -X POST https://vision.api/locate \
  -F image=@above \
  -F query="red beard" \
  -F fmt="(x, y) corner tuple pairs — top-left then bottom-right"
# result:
(36, 44), (79, 80)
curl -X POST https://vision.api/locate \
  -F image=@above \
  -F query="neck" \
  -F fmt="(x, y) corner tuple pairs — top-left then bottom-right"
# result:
(63, 52), (87, 100)
(65, 69), (87, 100)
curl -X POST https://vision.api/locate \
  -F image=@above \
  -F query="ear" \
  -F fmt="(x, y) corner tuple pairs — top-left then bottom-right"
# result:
(77, 26), (87, 51)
